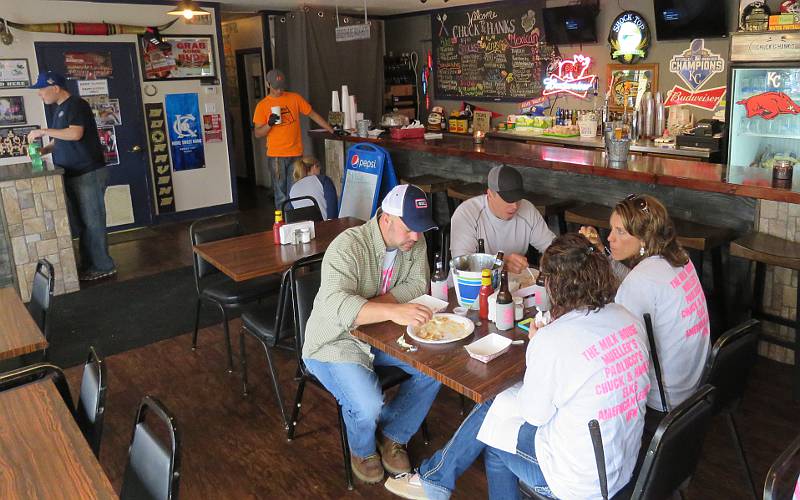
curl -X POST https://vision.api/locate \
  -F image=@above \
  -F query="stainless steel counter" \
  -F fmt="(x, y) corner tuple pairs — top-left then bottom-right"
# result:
(489, 130), (717, 160)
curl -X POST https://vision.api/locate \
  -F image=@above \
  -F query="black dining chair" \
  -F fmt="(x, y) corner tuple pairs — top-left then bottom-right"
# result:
(239, 268), (294, 429)
(75, 346), (108, 458)
(120, 395), (181, 500)
(285, 254), (429, 490)
(190, 214), (281, 372)
(764, 429), (800, 500)
(642, 313), (669, 414)
(282, 196), (323, 223)
(698, 319), (761, 499)
(28, 259), (55, 357)
(0, 362), (75, 414)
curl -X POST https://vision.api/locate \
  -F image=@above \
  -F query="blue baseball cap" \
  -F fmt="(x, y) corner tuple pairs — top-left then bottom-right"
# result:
(381, 184), (438, 233)
(30, 71), (67, 89)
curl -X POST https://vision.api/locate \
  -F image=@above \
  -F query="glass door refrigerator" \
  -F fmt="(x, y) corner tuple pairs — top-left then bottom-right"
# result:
(727, 32), (800, 175)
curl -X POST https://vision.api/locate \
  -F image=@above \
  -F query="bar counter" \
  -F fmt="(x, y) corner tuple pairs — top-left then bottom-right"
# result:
(312, 131), (799, 205)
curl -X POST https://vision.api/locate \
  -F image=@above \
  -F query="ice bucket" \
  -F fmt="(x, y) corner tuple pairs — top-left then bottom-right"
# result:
(450, 253), (501, 310)
(605, 136), (631, 166)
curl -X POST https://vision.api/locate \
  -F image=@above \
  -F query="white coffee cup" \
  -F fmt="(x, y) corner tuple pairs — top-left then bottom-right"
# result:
(271, 106), (282, 124)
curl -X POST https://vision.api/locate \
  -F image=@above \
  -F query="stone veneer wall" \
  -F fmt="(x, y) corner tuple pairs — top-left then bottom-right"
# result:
(756, 200), (799, 365)
(0, 174), (80, 300)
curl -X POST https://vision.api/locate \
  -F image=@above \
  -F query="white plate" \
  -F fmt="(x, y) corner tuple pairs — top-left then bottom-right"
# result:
(409, 294), (449, 313)
(406, 313), (475, 344)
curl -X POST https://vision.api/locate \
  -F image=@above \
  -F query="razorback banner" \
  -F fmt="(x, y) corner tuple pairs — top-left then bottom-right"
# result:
(144, 103), (176, 213)
(663, 85), (726, 110)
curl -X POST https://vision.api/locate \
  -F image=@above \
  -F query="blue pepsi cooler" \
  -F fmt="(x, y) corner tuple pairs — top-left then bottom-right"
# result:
(450, 254), (501, 310)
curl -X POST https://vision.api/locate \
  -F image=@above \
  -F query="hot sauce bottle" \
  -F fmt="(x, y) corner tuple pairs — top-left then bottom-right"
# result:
(273, 210), (284, 245)
(478, 269), (493, 320)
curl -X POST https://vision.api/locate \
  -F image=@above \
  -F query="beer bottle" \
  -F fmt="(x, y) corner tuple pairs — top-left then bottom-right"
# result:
(430, 252), (449, 301)
(477, 238), (485, 254)
(478, 269), (493, 320)
(495, 270), (514, 330)
(273, 210), (284, 245)
(492, 251), (505, 271)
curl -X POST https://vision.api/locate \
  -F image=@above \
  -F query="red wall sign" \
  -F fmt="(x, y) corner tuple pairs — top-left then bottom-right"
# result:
(542, 55), (597, 99)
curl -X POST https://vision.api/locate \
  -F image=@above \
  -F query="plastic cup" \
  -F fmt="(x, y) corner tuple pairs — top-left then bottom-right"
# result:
(453, 306), (468, 317)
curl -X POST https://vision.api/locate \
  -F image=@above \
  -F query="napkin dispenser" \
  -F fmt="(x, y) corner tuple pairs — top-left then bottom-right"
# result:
(279, 221), (316, 245)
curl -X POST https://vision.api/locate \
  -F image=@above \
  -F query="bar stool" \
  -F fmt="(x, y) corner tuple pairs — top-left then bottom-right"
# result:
(401, 174), (454, 267)
(730, 232), (800, 399)
(446, 182), (486, 213)
(523, 192), (574, 235)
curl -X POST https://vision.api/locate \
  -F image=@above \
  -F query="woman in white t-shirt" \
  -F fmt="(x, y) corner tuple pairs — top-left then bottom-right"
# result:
(580, 194), (711, 415)
(289, 156), (338, 220)
(385, 233), (650, 500)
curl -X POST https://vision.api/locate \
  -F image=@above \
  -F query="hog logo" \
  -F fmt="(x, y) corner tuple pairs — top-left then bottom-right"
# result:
(736, 91), (800, 120)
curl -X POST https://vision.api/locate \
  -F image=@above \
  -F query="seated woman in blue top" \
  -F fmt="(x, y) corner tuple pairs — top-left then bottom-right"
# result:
(288, 157), (338, 220)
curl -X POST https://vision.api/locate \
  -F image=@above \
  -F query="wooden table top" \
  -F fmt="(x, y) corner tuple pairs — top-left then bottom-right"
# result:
(0, 287), (47, 361)
(0, 379), (116, 499)
(192, 217), (364, 282)
(352, 293), (529, 403)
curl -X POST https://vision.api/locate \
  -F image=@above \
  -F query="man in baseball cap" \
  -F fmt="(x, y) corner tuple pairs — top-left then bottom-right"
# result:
(301, 184), (441, 483)
(252, 67), (334, 210)
(450, 165), (555, 273)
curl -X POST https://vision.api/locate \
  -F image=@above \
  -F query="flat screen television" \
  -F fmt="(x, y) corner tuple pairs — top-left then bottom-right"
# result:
(653, 0), (728, 41)
(543, 6), (598, 45)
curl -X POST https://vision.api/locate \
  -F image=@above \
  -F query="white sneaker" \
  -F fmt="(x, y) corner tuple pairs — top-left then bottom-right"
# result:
(385, 472), (429, 500)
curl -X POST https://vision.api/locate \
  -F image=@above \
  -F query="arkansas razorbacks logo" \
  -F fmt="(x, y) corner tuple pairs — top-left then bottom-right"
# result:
(736, 91), (800, 120)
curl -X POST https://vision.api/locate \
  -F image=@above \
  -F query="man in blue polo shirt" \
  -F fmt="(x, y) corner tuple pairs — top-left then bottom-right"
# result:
(28, 71), (115, 281)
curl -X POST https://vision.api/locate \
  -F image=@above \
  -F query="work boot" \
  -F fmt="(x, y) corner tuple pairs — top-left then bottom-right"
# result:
(385, 472), (429, 500)
(378, 434), (412, 475)
(351, 453), (385, 484)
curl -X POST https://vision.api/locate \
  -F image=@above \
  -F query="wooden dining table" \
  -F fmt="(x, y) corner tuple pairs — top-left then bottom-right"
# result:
(0, 378), (116, 499)
(0, 286), (47, 361)
(353, 292), (530, 403)
(192, 217), (364, 282)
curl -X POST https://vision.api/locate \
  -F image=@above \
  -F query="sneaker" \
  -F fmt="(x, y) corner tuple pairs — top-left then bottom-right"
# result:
(79, 268), (117, 281)
(351, 453), (385, 484)
(385, 472), (429, 500)
(378, 434), (412, 475)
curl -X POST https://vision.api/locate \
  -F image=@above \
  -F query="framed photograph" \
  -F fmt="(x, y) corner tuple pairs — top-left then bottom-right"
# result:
(0, 59), (31, 89)
(0, 96), (26, 126)
(140, 35), (217, 81)
(0, 125), (39, 159)
(606, 63), (659, 111)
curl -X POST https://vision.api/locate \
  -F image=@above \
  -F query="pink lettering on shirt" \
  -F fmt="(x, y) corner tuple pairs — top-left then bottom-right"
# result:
(672, 262), (709, 338)
(380, 267), (394, 295)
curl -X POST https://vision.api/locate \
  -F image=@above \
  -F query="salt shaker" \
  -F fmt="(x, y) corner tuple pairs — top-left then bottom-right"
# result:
(300, 227), (311, 244)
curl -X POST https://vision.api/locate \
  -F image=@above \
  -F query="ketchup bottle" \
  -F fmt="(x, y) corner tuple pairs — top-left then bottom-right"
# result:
(273, 210), (284, 245)
(478, 269), (493, 321)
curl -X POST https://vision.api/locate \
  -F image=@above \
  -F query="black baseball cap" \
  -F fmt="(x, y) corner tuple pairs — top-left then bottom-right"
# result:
(488, 165), (524, 203)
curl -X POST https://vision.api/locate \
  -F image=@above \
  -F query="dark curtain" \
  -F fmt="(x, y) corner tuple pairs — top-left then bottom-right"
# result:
(273, 9), (384, 155)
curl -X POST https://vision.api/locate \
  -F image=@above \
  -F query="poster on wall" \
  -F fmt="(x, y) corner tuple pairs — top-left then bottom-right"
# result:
(165, 93), (205, 171)
(97, 126), (119, 166)
(77, 79), (109, 96)
(144, 103), (176, 213)
(0, 96), (26, 126)
(0, 125), (38, 159)
(95, 99), (122, 126)
(140, 35), (216, 81)
(664, 39), (727, 110)
(607, 64), (658, 111)
(202, 113), (223, 142)
(64, 52), (113, 80)
(0, 59), (31, 88)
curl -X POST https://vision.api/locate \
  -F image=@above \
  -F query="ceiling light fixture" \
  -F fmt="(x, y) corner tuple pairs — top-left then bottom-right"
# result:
(167, 0), (210, 20)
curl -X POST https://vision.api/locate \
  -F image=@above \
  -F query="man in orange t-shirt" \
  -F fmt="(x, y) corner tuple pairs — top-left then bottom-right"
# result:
(253, 68), (333, 209)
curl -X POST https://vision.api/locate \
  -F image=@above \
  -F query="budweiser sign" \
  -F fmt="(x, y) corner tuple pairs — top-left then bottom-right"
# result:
(663, 85), (726, 111)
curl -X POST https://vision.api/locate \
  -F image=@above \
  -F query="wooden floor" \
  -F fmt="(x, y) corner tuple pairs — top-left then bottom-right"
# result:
(59, 182), (798, 498)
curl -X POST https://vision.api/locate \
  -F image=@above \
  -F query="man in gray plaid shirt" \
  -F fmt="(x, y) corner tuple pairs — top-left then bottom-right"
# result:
(303, 184), (442, 484)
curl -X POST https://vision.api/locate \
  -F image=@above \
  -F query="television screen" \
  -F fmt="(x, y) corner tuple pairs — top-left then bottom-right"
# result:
(543, 6), (598, 45)
(653, 0), (728, 41)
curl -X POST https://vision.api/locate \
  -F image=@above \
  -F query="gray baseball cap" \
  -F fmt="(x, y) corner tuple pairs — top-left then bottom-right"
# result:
(266, 69), (287, 90)
(488, 165), (524, 203)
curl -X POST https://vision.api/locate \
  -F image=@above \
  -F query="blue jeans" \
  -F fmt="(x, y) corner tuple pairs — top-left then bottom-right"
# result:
(303, 348), (441, 458)
(64, 167), (115, 273)
(419, 400), (552, 500)
(270, 155), (301, 211)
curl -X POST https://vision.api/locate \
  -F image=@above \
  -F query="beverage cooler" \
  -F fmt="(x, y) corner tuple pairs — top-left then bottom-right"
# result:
(726, 32), (800, 172)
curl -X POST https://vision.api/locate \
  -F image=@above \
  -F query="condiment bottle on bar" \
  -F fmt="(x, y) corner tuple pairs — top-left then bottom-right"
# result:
(272, 210), (284, 245)
(495, 270), (514, 330)
(478, 268), (493, 320)
(430, 252), (449, 301)
(477, 238), (485, 254)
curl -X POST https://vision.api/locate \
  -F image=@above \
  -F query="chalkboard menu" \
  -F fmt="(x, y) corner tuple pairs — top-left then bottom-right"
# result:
(432, 1), (551, 102)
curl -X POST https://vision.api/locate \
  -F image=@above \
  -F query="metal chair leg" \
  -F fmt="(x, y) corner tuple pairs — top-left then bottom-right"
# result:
(421, 419), (430, 445)
(262, 340), (289, 430)
(753, 262), (767, 316)
(337, 404), (355, 490)
(287, 376), (306, 441)
(239, 330), (249, 396)
(459, 394), (471, 416)
(217, 303), (234, 373)
(192, 297), (202, 350)
(725, 412), (758, 499)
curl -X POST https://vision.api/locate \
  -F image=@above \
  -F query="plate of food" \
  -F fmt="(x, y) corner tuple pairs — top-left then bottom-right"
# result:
(407, 313), (475, 344)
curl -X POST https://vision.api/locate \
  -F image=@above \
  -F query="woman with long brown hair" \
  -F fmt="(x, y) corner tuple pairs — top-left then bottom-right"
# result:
(580, 194), (710, 414)
(385, 233), (650, 500)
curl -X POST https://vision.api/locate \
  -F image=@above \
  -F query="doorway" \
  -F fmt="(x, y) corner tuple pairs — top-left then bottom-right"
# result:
(34, 41), (153, 230)
(235, 48), (268, 185)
